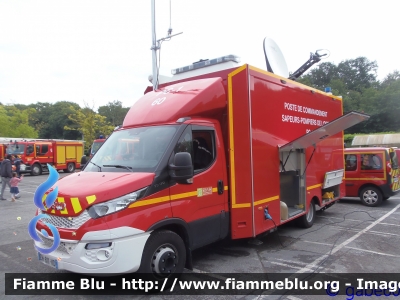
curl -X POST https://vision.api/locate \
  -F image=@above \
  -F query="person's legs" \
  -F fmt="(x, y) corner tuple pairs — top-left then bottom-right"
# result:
(1, 178), (9, 199)
(11, 193), (15, 202)
(5, 178), (11, 198)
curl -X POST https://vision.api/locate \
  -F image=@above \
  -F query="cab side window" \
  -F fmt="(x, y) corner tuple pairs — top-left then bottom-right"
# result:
(173, 127), (215, 172)
(345, 154), (357, 171)
(42, 145), (49, 154)
(361, 153), (382, 170)
(174, 127), (193, 158)
(193, 131), (214, 171)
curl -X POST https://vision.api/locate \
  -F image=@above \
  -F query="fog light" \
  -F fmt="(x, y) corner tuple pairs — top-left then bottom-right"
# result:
(96, 249), (112, 261)
(85, 242), (112, 250)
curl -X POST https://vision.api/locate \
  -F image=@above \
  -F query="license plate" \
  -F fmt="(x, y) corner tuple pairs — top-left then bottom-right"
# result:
(38, 252), (58, 269)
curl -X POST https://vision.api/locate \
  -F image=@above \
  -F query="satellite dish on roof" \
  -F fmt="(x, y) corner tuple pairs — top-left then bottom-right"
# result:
(263, 37), (289, 78)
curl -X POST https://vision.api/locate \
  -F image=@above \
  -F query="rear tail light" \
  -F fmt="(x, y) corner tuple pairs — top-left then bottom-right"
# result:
(387, 162), (392, 174)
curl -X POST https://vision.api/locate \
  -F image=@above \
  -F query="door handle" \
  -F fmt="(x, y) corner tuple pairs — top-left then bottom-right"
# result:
(218, 180), (224, 195)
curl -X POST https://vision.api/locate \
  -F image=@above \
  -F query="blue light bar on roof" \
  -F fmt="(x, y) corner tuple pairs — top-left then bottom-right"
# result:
(171, 54), (240, 75)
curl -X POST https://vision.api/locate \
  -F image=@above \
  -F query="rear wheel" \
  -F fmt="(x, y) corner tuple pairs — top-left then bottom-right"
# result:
(298, 200), (316, 228)
(360, 186), (382, 207)
(31, 163), (42, 176)
(138, 230), (186, 280)
(64, 162), (75, 173)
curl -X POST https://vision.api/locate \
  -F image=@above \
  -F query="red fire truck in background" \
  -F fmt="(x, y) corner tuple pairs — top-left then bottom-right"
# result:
(34, 48), (369, 276)
(80, 136), (106, 169)
(0, 143), (5, 162)
(90, 136), (106, 158)
(5, 139), (84, 175)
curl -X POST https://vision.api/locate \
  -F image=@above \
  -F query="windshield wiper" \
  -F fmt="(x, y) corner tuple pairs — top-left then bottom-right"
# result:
(89, 161), (102, 172)
(103, 164), (133, 172)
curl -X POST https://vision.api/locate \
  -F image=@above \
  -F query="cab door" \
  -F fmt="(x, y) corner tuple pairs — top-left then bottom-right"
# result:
(169, 124), (228, 250)
(344, 153), (359, 196)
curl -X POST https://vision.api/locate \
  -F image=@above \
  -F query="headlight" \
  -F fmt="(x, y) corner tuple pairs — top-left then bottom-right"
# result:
(88, 187), (147, 219)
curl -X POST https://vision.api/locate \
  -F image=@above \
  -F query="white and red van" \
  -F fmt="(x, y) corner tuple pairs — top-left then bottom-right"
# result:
(344, 147), (400, 206)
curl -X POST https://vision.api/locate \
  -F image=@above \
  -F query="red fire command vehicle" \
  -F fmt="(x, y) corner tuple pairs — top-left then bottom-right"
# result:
(344, 147), (400, 206)
(5, 139), (84, 175)
(34, 54), (369, 276)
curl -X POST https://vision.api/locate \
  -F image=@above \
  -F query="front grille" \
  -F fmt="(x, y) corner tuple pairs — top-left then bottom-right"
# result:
(37, 233), (71, 254)
(39, 210), (91, 229)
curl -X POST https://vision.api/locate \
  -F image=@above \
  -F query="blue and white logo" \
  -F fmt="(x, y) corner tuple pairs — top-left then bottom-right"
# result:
(28, 164), (61, 254)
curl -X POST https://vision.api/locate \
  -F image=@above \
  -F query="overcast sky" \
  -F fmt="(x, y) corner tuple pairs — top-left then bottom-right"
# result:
(0, 0), (398, 110)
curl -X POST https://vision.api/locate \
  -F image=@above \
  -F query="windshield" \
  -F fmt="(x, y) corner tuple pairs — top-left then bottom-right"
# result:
(84, 125), (178, 173)
(91, 141), (104, 155)
(6, 144), (25, 155)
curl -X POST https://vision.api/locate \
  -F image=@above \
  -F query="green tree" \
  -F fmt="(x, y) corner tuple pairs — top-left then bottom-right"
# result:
(298, 62), (338, 90)
(30, 101), (81, 139)
(298, 56), (397, 134)
(65, 104), (114, 150)
(0, 105), (10, 136)
(380, 70), (400, 89)
(0, 105), (38, 138)
(337, 57), (378, 92)
(98, 100), (130, 126)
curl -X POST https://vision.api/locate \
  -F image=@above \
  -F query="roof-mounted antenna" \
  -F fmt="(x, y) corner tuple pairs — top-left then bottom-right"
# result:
(288, 49), (330, 81)
(263, 37), (289, 78)
(150, 0), (183, 91)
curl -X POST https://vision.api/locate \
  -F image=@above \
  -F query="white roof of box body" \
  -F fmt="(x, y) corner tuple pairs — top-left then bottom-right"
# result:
(351, 134), (400, 147)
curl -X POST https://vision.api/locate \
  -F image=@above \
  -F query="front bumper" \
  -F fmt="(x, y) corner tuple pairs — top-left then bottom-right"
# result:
(19, 164), (31, 173)
(34, 227), (150, 274)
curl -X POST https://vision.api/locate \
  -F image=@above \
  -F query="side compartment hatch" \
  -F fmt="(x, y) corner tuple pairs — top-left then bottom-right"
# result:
(278, 111), (369, 219)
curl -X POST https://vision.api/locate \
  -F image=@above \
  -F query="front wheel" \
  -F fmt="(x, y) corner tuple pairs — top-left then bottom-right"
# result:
(138, 230), (186, 279)
(360, 186), (382, 207)
(31, 163), (42, 176)
(298, 200), (316, 228)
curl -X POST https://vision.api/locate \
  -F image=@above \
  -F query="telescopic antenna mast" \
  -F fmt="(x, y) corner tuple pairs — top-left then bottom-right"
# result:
(150, 0), (182, 90)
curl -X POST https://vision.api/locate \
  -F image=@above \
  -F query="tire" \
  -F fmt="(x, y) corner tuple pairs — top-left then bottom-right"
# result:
(64, 162), (75, 173)
(360, 186), (383, 207)
(31, 163), (42, 176)
(298, 200), (316, 228)
(138, 230), (186, 280)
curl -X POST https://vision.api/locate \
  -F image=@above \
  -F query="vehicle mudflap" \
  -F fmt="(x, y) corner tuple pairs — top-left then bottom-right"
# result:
(185, 246), (193, 270)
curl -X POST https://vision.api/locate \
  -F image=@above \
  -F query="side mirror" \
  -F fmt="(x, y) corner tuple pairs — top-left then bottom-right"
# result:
(169, 152), (193, 183)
